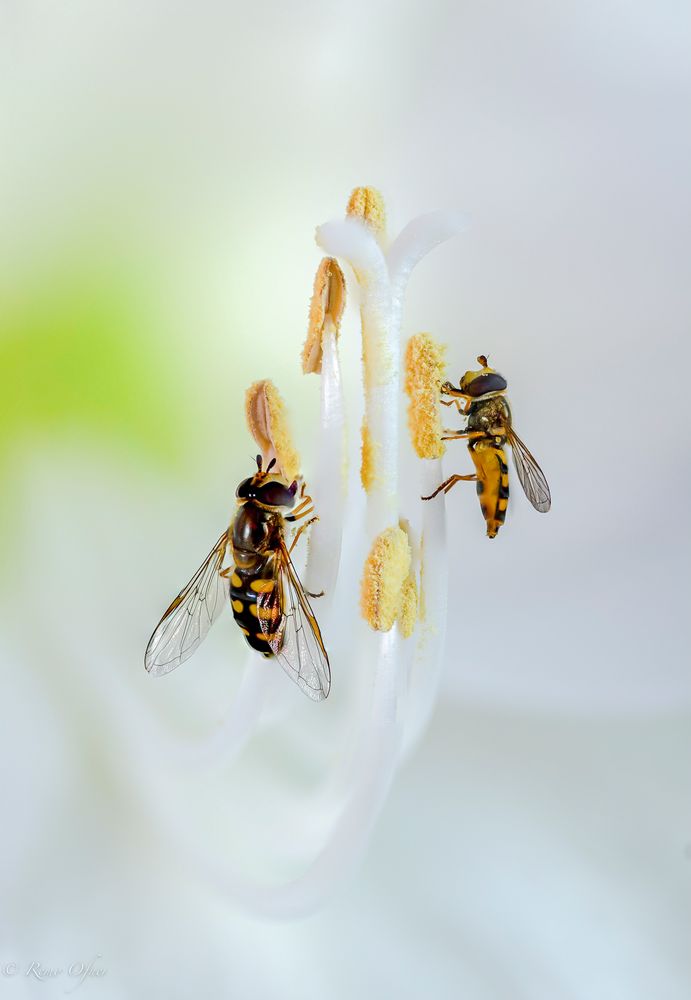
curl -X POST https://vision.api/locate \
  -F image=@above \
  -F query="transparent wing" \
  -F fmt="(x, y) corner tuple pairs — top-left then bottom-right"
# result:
(507, 427), (551, 513)
(258, 540), (331, 701)
(145, 530), (230, 676)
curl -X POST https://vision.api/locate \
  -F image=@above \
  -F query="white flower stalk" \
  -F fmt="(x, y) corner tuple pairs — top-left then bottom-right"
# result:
(171, 653), (273, 770)
(301, 257), (347, 599)
(166, 628), (405, 920)
(402, 457), (449, 756)
(401, 332), (450, 754)
(398, 517), (419, 641)
(387, 209), (470, 302)
(317, 213), (395, 540)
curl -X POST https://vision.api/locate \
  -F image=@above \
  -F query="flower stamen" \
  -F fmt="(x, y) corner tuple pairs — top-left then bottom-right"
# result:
(405, 333), (447, 461)
(245, 379), (301, 484)
(360, 525), (411, 632)
(302, 257), (346, 376)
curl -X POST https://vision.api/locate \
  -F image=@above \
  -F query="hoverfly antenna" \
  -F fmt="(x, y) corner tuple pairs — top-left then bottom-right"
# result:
(477, 354), (489, 368)
(256, 454), (263, 472)
(266, 457), (277, 473)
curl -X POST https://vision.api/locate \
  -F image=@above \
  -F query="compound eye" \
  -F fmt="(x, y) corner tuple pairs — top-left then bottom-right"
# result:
(256, 481), (296, 508)
(466, 372), (508, 397)
(236, 478), (255, 499)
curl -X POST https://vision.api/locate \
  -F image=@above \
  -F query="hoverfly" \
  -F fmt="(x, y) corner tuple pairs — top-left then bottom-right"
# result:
(145, 456), (330, 700)
(422, 356), (551, 537)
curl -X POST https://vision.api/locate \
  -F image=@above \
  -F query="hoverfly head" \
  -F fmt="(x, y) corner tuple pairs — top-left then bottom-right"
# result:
(459, 354), (508, 398)
(254, 479), (297, 509)
(237, 456), (295, 508)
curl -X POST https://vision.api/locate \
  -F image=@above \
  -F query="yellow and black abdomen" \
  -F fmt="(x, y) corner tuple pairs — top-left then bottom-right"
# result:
(468, 439), (510, 538)
(229, 503), (282, 657)
(228, 560), (277, 657)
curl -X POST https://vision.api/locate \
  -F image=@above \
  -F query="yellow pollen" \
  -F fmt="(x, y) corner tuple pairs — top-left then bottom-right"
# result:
(346, 186), (386, 236)
(302, 257), (346, 375)
(360, 527), (411, 632)
(245, 379), (301, 484)
(404, 333), (447, 460)
(397, 572), (418, 639)
(360, 420), (379, 493)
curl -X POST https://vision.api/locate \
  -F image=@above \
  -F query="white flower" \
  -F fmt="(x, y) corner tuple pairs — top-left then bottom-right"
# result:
(134, 190), (468, 917)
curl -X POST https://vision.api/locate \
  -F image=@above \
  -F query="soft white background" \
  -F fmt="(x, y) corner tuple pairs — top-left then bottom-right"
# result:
(2, 1), (690, 998)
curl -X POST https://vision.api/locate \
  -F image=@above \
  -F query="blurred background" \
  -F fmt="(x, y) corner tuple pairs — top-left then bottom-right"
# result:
(2, 1), (690, 997)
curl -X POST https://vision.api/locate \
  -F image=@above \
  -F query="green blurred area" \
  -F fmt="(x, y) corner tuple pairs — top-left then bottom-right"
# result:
(0, 253), (195, 563)
(0, 256), (187, 470)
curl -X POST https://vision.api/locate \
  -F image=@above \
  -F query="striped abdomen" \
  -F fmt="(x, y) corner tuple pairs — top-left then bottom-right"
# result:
(468, 440), (510, 538)
(228, 558), (278, 658)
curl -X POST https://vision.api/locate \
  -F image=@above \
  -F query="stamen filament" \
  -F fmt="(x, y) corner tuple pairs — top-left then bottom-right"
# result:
(303, 299), (347, 599)
(402, 458), (449, 756)
(317, 217), (396, 540)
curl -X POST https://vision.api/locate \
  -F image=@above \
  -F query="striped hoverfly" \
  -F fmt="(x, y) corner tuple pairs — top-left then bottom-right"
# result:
(145, 456), (330, 700)
(423, 355), (551, 537)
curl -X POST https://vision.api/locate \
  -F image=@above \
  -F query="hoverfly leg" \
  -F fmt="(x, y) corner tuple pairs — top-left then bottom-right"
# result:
(440, 383), (473, 415)
(422, 473), (477, 501)
(288, 515), (318, 554)
(441, 429), (487, 441)
(285, 506), (314, 523)
(440, 396), (472, 416)
(286, 492), (314, 521)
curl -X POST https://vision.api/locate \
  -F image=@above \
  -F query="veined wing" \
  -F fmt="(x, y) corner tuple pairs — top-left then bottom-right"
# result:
(506, 427), (551, 513)
(257, 539), (331, 701)
(145, 530), (230, 676)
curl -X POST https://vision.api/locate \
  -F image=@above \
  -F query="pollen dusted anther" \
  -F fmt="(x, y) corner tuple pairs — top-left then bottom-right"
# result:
(346, 186), (386, 236)
(360, 527), (411, 633)
(404, 333), (447, 461)
(302, 257), (346, 375)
